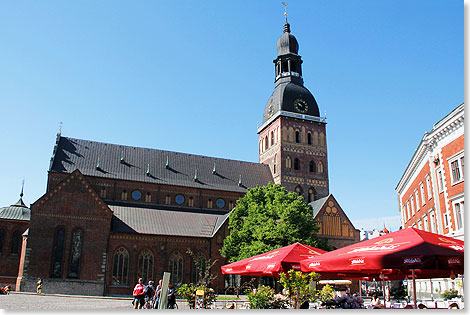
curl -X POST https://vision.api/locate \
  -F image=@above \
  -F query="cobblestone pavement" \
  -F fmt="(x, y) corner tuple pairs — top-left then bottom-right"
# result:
(0, 292), (196, 310)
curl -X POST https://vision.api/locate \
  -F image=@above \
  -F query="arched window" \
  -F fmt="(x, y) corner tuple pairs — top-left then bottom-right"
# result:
(121, 190), (127, 200)
(169, 251), (183, 286)
(69, 229), (83, 278)
(229, 200), (234, 210)
(294, 158), (300, 170)
(265, 136), (268, 150)
(192, 253), (207, 284)
(188, 197), (194, 207)
(112, 247), (129, 286)
(259, 140), (262, 154)
(271, 131), (275, 146)
(295, 131), (301, 143)
(145, 192), (152, 202)
(207, 199), (213, 208)
(286, 156), (292, 169)
(11, 231), (21, 254)
(318, 161), (324, 173)
(138, 249), (154, 282)
(51, 228), (65, 278)
(308, 187), (317, 203)
(320, 132), (326, 146)
(0, 229), (4, 253)
(309, 161), (316, 173)
(313, 131), (319, 145)
(165, 195), (171, 205)
(307, 133), (312, 145)
(295, 185), (303, 196)
(273, 154), (277, 174)
(100, 187), (107, 198)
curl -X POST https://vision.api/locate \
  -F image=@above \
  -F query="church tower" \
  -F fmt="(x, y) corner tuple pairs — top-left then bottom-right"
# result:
(258, 19), (329, 202)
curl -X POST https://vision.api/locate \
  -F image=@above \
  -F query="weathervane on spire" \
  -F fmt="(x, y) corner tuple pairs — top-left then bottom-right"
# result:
(282, 2), (288, 23)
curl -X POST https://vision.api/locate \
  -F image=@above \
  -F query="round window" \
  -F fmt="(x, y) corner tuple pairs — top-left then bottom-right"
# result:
(175, 195), (185, 205)
(216, 199), (225, 208)
(132, 190), (142, 200)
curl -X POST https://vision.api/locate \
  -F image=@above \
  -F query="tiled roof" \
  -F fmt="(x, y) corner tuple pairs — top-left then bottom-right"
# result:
(308, 195), (330, 219)
(0, 198), (31, 221)
(110, 205), (229, 238)
(50, 136), (273, 193)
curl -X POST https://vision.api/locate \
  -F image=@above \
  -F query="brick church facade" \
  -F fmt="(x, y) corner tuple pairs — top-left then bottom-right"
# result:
(1, 19), (359, 295)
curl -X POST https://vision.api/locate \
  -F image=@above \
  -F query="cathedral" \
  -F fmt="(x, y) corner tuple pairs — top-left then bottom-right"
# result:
(0, 18), (359, 296)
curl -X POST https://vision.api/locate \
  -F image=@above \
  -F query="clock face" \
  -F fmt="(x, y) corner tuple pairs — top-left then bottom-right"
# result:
(294, 98), (308, 113)
(132, 190), (142, 200)
(267, 103), (274, 118)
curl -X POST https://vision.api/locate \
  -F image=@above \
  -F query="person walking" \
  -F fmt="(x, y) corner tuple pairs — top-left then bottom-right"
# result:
(153, 279), (162, 309)
(36, 278), (42, 294)
(132, 278), (146, 309)
(144, 281), (155, 308)
(167, 283), (176, 309)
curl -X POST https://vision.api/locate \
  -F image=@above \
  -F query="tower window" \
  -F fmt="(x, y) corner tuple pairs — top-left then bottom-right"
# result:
(309, 161), (316, 173)
(307, 133), (312, 145)
(318, 161), (324, 173)
(295, 185), (303, 196)
(271, 131), (275, 146)
(121, 190), (127, 200)
(145, 192), (152, 203)
(165, 195), (171, 205)
(265, 136), (268, 150)
(207, 199), (213, 208)
(286, 156), (292, 169)
(295, 131), (301, 143)
(274, 154), (277, 174)
(290, 60), (297, 73)
(308, 187), (317, 203)
(100, 187), (107, 198)
(282, 61), (288, 73)
(188, 197), (194, 207)
(320, 132), (326, 146)
(294, 158), (300, 170)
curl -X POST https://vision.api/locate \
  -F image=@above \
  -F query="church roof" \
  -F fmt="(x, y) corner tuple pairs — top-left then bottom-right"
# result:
(309, 195), (330, 219)
(109, 204), (229, 238)
(0, 198), (31, 221)
(49, 136), (273, 193)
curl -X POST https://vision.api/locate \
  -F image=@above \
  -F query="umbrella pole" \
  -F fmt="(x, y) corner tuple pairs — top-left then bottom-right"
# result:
(382, 277), (386, 309)
(359, 280), (362, 298)
(412, 269), (417, 309)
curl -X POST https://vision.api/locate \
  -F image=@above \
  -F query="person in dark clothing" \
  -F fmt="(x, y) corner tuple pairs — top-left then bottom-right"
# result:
(167, 283), (176, 309)
(145, 281), (155, 308)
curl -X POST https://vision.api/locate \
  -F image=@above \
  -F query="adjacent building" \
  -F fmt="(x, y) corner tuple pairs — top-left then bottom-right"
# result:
(395, 103), (464, 299)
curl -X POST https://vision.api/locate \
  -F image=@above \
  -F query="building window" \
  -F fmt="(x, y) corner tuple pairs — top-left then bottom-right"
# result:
(295, 131), (301, 143)
(308, 187), (317, 203)
(165, 195), (171, 205)
(112, 247), (129, 286)
(449, 153), (464, 185)
(307, 132), (312, 145)
(426, 175), (432, 200)
(207, 199), (213, 208)
(423, 215), (429, 232)
(295, 185), (303, 196)
(138, 249), (154, 283)
(319, 132), (326, 146)
(294, 158), (300, 170)
(419, 182), (425, 206)
(192, 253), (207, 284)
(69, 229), (83, 278)
(437, 169), (444, 192)
(286, 156), (292, 168)
(169, 251), (183, 286)
(271, 131), (275, 146)
(121, 190), (128, 200)
(313, 131), (319, 145)
(453, 200), (464, 231)
(273, 154), (277, 174)
(51, 228), (66, 278)
(188, 197), (194, 207)
(100, 187), (107, 198)
(10, 231), (21, 254)
(309, 160), (316, 173)
(429, 210), (437, 233)
(402, 205), (407, 222)
(417, 219), (423, 230)
(265, 136), (268, 150)
(145, 192), (152, 203)
(317, 161), (324, 173)
(410, 195), (415, 215)
(229, 200), (234, 210)
(415, 190), (420, 211)
(0, 229), (4, 253)
(406, 201), (411, 221)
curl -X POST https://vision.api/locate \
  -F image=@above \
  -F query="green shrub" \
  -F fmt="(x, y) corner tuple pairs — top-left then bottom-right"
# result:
(246, 285), (289, 309)
(441, 289), (459, 300)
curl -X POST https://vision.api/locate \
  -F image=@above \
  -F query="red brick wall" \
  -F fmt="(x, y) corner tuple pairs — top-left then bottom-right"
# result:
(0, 219), (28, 289)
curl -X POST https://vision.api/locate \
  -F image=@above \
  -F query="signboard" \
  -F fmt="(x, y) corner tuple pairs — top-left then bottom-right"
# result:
(195, 289), (205, 309)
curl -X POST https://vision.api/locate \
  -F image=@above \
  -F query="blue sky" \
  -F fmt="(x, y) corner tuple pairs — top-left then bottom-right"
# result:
(0, 1), (462, 231)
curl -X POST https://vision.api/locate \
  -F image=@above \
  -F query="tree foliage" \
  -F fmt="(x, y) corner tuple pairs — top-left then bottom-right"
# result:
(221, 183), (329, 263)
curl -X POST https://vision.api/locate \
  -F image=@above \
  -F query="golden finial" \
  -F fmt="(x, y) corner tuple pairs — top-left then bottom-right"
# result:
(282, 2), (288, 22)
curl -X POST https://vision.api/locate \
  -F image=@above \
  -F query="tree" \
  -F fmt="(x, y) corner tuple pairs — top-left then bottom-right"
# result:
(221, 183), (329, 263)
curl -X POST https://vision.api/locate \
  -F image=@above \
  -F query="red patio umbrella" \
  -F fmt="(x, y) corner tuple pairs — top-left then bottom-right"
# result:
(221, 242), (327, 277)
(300, 228), (464, 308)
